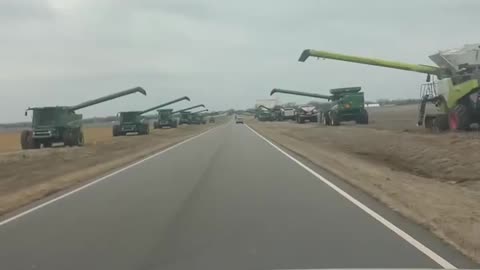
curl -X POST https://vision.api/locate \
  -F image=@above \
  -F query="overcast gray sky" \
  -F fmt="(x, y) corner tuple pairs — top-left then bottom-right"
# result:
(0, 0), (477, 123)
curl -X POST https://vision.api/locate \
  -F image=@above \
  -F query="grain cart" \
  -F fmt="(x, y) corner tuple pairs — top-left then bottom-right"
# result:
(299, 44), (480, 131)
(172, 104), (206, 125)
(271, 88), (367, 125)
(113, 96), (190, 136)
(21, 87), (147, 149)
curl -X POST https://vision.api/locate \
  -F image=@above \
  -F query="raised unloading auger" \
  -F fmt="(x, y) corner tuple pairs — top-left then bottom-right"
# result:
(172, 104), (206, 114)
(21, 87), (147, 149)
(113, 96), (190, 136)
(271, 87), (367, 125)
(298, 44), (480, 131)
(192, 109), (209, 114)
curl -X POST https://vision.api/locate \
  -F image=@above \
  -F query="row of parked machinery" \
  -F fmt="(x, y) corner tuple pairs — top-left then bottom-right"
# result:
(21, 87), (212, 149)
(261, 43), (480, 131)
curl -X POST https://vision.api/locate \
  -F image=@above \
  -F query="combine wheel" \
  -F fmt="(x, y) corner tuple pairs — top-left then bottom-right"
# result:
(20, 130), (38, 149)
(112, 125), (120, 137)
(431, 115), (449, 133)
(77, 131), (85, 146)
(357, 109), (369, 124)
(63, 130), (75, 146)
(322, 113), (331, 126)
(448, 104), (470, 131)
(330, 112), (340, 126)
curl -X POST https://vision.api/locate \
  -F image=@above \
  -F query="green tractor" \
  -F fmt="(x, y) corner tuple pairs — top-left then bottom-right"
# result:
(172, 104), (206, 125)
(271, 88), (368, 125)
(299, 44), (480, 131)
(21, 87), (147, 149)
(113, 96), (190, 136)
(190, 109), (209, 125)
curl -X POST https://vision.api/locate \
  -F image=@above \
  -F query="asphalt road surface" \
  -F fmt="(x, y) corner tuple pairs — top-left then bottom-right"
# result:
(0, 122), (476, 270)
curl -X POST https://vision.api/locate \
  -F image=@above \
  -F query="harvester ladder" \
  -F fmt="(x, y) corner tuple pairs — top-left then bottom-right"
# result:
(420, 82), (437, 99)
(417, 81), (439, 126)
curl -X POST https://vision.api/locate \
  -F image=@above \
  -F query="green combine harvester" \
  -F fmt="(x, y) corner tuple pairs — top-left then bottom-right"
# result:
(113, 96), (190, 136)
(172, 104), (206, 125)
(153, 109), (177, 129)
(190, 109), (209, 124)
(21, 87), (147, 149)
(255, 105), (275, 121)
(271, 87), (368, 125)
(299, 44), (480, 131)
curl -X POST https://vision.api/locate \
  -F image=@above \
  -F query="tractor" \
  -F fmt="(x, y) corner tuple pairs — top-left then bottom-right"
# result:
(299, 44), (480, 131)
(21, 87), (147, 149)
(271, 88), (368, 125)
(113, 96), (190, 136)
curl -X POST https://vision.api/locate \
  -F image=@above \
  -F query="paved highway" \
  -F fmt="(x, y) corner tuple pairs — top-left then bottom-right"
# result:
(0, 123), (476, 269)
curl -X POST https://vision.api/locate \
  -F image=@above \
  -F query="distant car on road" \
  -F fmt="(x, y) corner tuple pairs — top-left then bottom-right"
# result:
(235, 116), (244, 124)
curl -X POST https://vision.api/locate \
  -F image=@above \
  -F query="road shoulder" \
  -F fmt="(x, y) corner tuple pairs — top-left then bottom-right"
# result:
(247, 121), (480, 265)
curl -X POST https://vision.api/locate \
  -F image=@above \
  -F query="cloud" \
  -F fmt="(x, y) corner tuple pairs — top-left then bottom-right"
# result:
(0, 0), (478, 122)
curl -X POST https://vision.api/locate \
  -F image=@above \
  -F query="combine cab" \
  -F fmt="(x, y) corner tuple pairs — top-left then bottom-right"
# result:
(22, 87), (147, 149)
(154, 109), (177, 129)
(113, 96), (190, 136)
(299, 44), (480, 131)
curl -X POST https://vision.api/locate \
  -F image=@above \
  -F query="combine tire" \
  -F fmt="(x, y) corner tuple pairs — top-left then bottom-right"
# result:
(77, 131), (85, 146)
(431, 115), (449, 133)
(112, 125), (120, 137)
(330, 112), (340, 126)
(63, 130), (75, 146)
(322, 113), (331, 126)
(356, 109), (369, 124)
(20, 130), (38, 149)
(448, 104), (470, 131)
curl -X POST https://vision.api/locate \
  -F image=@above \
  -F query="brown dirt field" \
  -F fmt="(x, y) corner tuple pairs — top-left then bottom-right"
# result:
(0, 126), (117, 153)
(0, 131), (22, 153)
(0, 121), (224, 217)
(350, 104), (437, 132)
(248, 109), (480, 263)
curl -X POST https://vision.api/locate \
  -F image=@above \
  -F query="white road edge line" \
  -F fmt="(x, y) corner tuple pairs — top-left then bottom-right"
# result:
(0, 126), (219, 227)
(245, 124), (456, 270)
